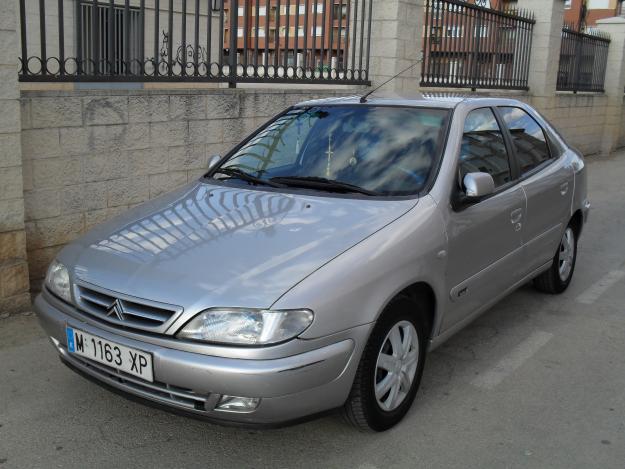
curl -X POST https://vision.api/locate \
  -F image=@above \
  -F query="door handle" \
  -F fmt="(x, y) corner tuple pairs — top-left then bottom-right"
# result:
(510, 208), (523, 224)
(560, 182), (569, 196)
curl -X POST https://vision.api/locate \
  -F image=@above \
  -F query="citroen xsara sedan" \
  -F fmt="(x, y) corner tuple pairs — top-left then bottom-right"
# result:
(35, 96), (589, 431)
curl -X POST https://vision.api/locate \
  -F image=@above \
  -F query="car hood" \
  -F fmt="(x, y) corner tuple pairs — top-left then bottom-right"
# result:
(61, 181), (417, 312)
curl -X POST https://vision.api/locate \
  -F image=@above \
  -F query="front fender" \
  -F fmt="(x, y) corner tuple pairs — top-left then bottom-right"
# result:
(271, 196), (448, 339)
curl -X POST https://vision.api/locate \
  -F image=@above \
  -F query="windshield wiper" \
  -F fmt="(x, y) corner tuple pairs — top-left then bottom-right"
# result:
(213, 167), (284, 188)
(269, 176), (380, 196)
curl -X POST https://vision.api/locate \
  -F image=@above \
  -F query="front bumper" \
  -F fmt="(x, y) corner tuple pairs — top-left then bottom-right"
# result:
(34, 292), (370, 425)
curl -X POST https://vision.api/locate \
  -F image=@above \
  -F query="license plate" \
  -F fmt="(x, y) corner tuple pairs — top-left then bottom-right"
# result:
(65, 327), (154, 382)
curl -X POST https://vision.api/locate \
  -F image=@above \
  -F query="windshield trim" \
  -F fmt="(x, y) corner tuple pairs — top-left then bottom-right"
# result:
(204, 103), (454, 199)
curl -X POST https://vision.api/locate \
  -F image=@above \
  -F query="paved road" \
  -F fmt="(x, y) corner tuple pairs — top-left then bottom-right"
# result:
(2, 154), (625, 469)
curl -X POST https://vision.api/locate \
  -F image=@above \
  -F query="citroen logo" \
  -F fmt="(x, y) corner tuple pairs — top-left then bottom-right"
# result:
(106, 299), (125, 321)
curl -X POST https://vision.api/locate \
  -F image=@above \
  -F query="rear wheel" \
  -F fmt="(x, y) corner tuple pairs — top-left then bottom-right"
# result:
(343, 295), (428, 432)
(534, 224), (577, 294)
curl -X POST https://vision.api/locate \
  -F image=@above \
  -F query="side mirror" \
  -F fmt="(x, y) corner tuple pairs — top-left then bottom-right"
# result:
(207, 154), (221, 171)
(463, 172), (495, 198)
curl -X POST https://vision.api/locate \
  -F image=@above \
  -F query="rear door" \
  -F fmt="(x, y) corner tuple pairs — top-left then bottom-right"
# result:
(442, 107), (526, 331)
(497, 106), (574, 274)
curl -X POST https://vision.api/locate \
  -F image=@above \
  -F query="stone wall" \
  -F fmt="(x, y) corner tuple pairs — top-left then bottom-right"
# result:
(19, 88), (355, 288)
(0, 0), (30, 313)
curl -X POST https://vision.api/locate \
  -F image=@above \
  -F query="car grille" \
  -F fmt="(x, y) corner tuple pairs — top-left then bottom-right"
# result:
(62, 349), (209, 412)
(75, 283), (182, 333)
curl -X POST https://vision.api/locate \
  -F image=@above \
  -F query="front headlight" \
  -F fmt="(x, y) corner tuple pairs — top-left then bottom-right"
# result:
(176, 308), (314, 345)
(45, 260), (72, 303)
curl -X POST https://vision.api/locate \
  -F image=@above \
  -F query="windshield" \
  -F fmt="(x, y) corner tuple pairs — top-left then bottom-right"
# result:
(212, 105), (450, 196)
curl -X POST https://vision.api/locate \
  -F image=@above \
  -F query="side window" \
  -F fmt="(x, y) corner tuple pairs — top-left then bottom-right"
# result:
(460, 108), (512, 188)
(499, 106), (551, 175)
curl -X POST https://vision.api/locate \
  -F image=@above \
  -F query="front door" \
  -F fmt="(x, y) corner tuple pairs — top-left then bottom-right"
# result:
(442, 107), (526, 331)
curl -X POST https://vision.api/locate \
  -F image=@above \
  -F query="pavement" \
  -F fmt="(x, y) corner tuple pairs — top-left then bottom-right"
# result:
(2, 153), (625, 469)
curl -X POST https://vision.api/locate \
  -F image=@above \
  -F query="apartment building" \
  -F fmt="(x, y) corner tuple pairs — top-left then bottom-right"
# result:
(223, 0), (351, 70)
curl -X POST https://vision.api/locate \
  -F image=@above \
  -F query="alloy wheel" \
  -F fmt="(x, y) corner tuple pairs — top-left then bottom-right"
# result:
(558, 227), (575, 282)
(374, 320), (419, 411)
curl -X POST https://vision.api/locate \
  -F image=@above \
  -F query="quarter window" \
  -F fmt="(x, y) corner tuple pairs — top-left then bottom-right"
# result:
(499, 107), (551, 175)
(460, 108), (512, 188)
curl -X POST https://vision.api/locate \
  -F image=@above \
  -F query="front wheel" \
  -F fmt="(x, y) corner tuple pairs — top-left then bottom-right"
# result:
(534, 224), (577, 294)
(343, 295), (428, 431)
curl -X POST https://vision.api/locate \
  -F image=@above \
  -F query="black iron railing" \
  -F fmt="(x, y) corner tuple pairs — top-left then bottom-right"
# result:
(556, 24), (610, 93)
(17, 0), (372, 85)
(421, 0), (535, 90)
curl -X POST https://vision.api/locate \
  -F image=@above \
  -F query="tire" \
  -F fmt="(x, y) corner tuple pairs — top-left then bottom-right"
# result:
(343, 295), (428, 432)
(534, 223), (577, 294)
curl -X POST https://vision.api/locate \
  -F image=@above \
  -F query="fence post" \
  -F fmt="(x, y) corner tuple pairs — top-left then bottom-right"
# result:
(367, 0), (424, 93)
(595, 17), (625, 155)
(520, 0), (564, 96)
(0, 0), (31, 312)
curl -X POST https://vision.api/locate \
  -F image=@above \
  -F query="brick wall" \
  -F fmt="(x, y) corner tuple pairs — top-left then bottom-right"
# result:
(19, 88), (355, 288)
(0, 0), (30, 313)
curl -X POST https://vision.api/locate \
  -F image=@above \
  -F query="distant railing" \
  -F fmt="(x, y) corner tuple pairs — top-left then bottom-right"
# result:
(556, 24), (610, 93)
(421, 0), (535, 90)
(17, 0), (372, 86)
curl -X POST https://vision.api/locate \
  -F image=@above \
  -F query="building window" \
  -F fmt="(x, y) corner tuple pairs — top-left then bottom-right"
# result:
(78, 1), (142, 75)
(564, 0), (572, 8)
(312, 2), (324, 13)
(311, 26), (323, 36)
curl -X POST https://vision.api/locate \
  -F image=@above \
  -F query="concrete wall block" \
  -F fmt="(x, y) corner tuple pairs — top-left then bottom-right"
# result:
(188, 119), (224, 145)
(0, 292), (31, 314)
(30, 97), (83, 128)
(26, 245), (62, 282)
(129, 95), (170, 123)
(0, 133), (21, 168)
(83, 150), (126, 183)
(0, 30), (17, 65)
(32, 156), (82, 188)
(107, 176), (149, 207)
(21, 128), (61, 159)
(240, 92), (287, 119)
(24, 189), (61, 221)
(20, 98), (31, 130)
(0, 0), (17, 30)
(60, 181), (108, 214)
(0, 166), (24, 201)
(168, 144), (208, 171)
(149, 121), (189, 148)
(126, 147), (169, 176)
(0, 99), (20, 133)
(84, 96), (129, 125)
(86, 124), (132, 152)
(206, 93), (241, 119)
(222, 118), (254, 144)
(85, 206), (129, 231)
(0, 66), (19, 100)
(170, 95), (207, 120)
(149, 171), (188, 198)
(0, 198), (24, 231)
(0, 230), (27, 263)
(25, 213), (85, 250)
(124, 123), (151, 150)
(0, 261), (30, 298)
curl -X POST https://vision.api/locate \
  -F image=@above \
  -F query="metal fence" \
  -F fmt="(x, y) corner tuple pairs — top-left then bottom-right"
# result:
(17, 0), (372, 86)
(421, 0), (535, 90)
(556, 24), (610, 93)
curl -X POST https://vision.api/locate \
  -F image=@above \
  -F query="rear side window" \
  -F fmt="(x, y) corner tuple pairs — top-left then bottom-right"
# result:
(460, 108), (512, 188)
(499, 106), (551, 175)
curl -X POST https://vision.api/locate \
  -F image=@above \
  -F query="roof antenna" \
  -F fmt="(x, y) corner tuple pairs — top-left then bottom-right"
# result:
(359, 52), (424, 104)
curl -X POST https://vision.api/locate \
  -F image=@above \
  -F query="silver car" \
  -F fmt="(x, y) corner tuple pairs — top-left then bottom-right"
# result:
(35, 95), (589, 431)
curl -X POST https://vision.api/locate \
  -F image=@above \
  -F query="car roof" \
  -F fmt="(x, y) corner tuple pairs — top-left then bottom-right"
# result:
(293, 93), (527, 110)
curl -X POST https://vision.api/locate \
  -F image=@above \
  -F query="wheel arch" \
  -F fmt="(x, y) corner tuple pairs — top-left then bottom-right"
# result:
(570, 209), (584, 238)
(388, 281), (438, 340)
